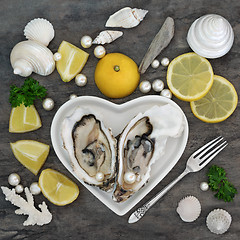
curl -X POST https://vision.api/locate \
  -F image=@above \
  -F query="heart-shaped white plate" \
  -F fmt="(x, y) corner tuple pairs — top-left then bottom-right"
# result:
(51, 95), (188, 216)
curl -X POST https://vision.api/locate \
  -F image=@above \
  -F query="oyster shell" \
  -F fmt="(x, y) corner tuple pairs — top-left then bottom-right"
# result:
(61, 108), (117, 191)
(113, 104), (184, 202)
(93, 31), (123, 45)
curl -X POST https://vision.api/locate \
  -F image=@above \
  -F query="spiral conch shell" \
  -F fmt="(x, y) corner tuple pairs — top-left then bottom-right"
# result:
(105, 7), (148, 28)
(187, 14), (234, 58)
(10, 40), (55, 77)
(24, 18), (54, 46)
(93, 31), (123, 45)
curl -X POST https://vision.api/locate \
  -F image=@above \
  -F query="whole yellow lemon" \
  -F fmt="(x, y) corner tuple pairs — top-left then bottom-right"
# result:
(94, 53), (140, 98)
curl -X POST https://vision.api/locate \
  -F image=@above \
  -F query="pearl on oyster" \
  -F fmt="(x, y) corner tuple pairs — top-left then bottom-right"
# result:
(42, 98), (54, 111)
(30, 182), (41, 195)
(94, 46), (106, 58)
(124, 172), (136, 184)
(69, 94), (77, 100)
(200, 182), (209, 191)
(139, 80), (151, 93)
(75, 74), (87, 87)
(151, 59), (160, 69)
(95, 172), (104, 182)
(160, 89), (172, 99)
(53, 52), (62, 61)
(8, 173), (21, 186)
(81, 35), (92, 48)
(15, 184), (24, 194)
(152, 79), (164, 92)
(161, 57), (170, 67)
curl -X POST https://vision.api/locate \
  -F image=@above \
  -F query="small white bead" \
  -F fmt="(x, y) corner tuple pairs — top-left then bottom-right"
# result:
(15, 184), (24, 194)
(96, 172), (104, 182)
(30, 182), (41, 195)
(53, 52), (62, 61)
(151, 59), (160, 69)
(160, 89), (172, 99)
(161, 57), (170, 67)
(69, 94), (77, 100)
(124, 172), (136, 184)
(152, 79), (164, 92)
(81, 35), (92, 48)
(42, 98), (54, 111)
(75, 74), (87, 87)
(200, 182), (209, 191)
(8, 173), (20, 186)
(139, 80), (151, 94)
(94, 46), (106, 58)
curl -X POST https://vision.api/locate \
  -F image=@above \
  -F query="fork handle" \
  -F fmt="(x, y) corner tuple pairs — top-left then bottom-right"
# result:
(128, 168), (190, 224)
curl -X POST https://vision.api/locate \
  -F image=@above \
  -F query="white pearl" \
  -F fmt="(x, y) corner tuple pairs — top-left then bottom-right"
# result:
(69, 94), (77, 100)
(94, 46), (106, 58)
(96, 172), (104, 182)
(75, 74), (87, 87)
(152, 79), (164, 92)
(139, 80), (151, 93)
(161, 57), (170, 67)
(200, 182), (209, 191)
(30, 182), (41, 195)
(151, 59), (160, 69)
(15, 184), (24, 194)
(81, 35), (92, 48)
(8, 173), (20, 186)
(42, 98), (54, 111)
(124, 172), (136, 184)
(53, 52), (62, 61)
(160, 89), (172, 99)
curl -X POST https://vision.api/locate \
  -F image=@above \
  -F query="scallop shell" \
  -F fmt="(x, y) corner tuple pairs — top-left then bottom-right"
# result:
(10, 40), (55, 77)
(176, 196), (201, 222)
(187, 14), (234, 58)
(93, 31), (123, 45)
(24, 18), (54, 46)
(105, 7), (148, 28)
(206, 209), (232, 234)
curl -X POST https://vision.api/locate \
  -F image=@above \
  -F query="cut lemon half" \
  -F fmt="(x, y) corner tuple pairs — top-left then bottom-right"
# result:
(190, 75), (238, 123)
(9, 104), (41, 133)
(39, 169), (79, 206)
(10, 140), (50, 175)
(167, 52), (214, 101)
(56, 40), (89, 82)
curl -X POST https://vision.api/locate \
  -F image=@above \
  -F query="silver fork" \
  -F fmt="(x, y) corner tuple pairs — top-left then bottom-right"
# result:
(128, 136), (228, 224)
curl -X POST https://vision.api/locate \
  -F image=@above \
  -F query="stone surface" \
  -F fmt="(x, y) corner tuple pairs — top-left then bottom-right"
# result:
(0, 0), (240, 239)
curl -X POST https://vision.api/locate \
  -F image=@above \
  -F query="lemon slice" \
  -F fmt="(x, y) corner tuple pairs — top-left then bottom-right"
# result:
(167, 52), (214, 101)
(39, 169), (79, 206)
(9, 104), (41, 133)
(190, 75), (238, 123)
(10, 140), (50, 175)
(56, 40), (89, 82)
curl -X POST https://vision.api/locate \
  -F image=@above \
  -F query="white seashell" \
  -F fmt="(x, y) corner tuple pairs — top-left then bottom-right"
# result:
(93, 31), (123, 45)
(24, 18), (54, 46)
(206, 209), (232, 234)
(10, 40), (55, 77)
(105, 7), (148, 28)
(187, 14), (234, 58)
(176, 196), (201, 222)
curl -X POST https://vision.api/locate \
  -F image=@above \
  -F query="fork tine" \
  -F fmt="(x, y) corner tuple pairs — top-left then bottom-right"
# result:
(193, 136), (223, 158)
(199, 142), (228, 168)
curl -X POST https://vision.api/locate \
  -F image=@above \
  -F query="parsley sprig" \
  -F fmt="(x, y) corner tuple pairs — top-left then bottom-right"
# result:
(208, 165), (237, 202)
(9, 78), (47, 107)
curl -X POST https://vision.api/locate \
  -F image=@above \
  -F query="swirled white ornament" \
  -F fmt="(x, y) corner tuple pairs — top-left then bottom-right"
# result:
(187, 14), (234, 58)
(10, 40), (55, 77)
(93, 31), (123, 45)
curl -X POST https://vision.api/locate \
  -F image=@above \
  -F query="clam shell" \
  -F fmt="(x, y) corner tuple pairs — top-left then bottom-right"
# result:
(24, 18), (54, 46)
(206, 209), (232, 234)
(176, 196), (201, 222)
(187, 14), (234, 58)
(105, 7), (148, 28)
(93, 31), (123, 44)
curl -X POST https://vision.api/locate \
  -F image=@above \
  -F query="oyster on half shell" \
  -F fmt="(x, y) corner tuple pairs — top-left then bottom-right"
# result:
(113, 104), (184, 202)
(61, 108), (117, 191)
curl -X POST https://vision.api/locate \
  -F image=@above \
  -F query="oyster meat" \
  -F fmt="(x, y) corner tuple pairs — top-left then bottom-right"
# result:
(61, 108), (117, 191)
(113, 104), (184, 202)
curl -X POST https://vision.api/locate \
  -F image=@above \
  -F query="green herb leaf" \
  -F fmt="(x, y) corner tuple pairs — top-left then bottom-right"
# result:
(9, 78), (47, 107)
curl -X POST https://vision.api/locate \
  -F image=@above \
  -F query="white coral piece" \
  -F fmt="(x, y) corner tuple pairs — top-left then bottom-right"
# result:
(1, 186), (52, 226)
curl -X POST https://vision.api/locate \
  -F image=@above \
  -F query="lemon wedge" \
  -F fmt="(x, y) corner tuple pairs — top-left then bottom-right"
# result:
(190, 75), (238, 123)
(9, 104), (41, 133)
(167, 52), (214, 101)
(56, 41), (89, 82)
(39, 169), (79, 206)
(10, 140), (50, 175)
